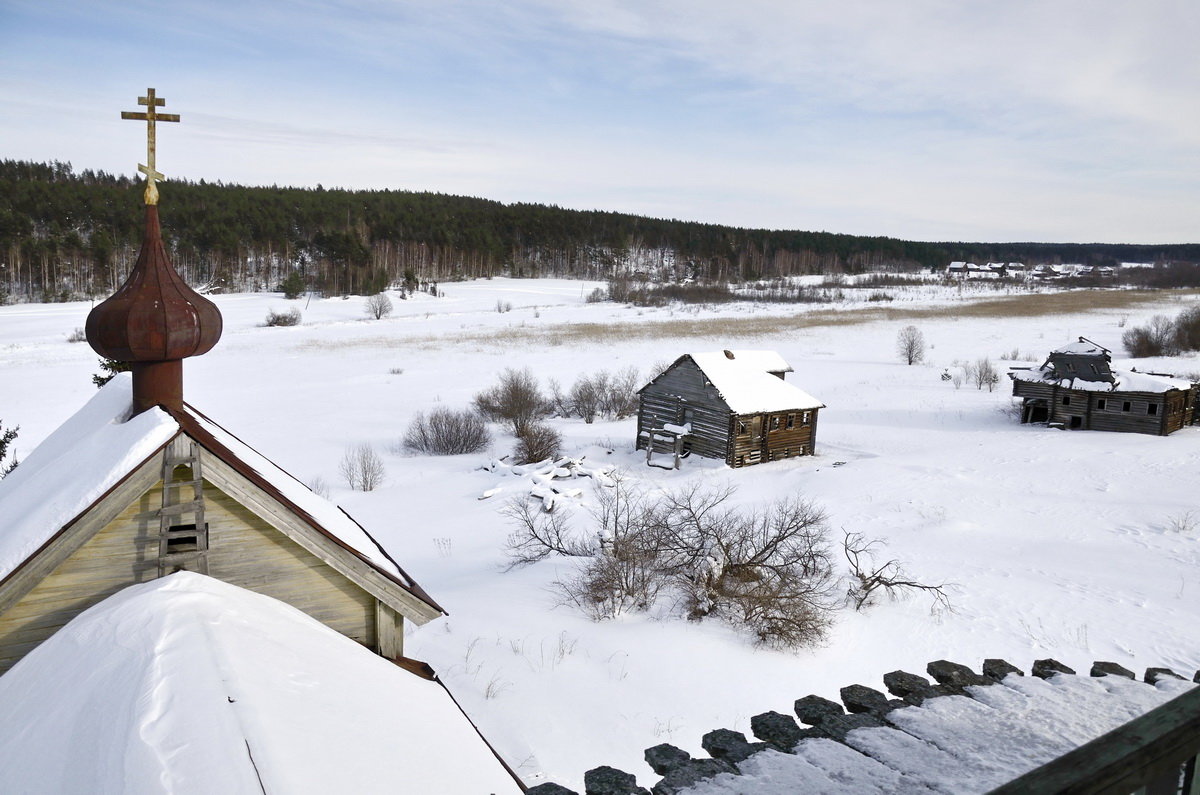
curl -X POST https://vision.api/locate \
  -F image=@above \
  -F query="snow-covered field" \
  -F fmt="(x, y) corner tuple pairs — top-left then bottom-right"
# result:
(2, 278), (1198, 790)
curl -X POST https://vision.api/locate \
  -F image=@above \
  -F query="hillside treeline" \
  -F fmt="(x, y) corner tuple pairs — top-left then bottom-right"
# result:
(3, 159), (1199, 300)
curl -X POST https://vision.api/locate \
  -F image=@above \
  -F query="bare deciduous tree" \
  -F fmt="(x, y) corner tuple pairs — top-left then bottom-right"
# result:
(843, 531), (952, 613)
(473, 367), (550, 435)
(339, 443), (386, 491)
(365, 292), (394, 320)
(896, 325), (926, 365)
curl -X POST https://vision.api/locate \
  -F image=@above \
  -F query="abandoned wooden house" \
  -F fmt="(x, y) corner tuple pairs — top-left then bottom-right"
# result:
(1009, 338), (1198, 435)
(636, 350), (824, 468)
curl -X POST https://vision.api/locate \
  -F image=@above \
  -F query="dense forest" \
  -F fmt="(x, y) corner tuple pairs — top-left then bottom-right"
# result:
(3, 159), (1199, 301)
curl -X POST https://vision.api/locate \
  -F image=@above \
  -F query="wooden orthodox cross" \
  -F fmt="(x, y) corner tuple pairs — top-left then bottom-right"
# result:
(121, 88), (180, 205)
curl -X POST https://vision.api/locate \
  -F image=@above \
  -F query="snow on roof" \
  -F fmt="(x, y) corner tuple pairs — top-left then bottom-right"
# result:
(0, 573), (521, 794)
(713, 349), (793, 374)
(0, 374), (432, 607)
(1052, 340), (1107, 356)
(0, 374), (177, 583)
(174, 404), (408, 584)
(687, 351), (823, 413)
(1011, 366), (1193, 393)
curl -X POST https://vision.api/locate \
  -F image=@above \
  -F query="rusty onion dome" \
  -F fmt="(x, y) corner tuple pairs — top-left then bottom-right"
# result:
(86, 205), (222, 362)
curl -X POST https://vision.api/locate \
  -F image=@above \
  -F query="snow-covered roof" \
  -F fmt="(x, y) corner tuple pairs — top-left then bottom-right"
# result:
(1052, 340), (1107, 356)
(539, 658), (1196, 794)
(0, 375), (178, 583)
(0, 573), (521, 794)
(687, 351), (823, 413)
(1011, 366), (1193, 393)
(0, 374), (436, 610)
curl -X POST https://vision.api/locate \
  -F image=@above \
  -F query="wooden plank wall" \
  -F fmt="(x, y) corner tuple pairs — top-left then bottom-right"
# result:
(0, 478), (377, 674)
(1012, 381), (1185, 435)
(729, 409), (817, 467)
(637, 360), (732, 461)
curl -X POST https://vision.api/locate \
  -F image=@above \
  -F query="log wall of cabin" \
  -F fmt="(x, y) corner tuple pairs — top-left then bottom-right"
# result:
(729, 409), (818, 467)
(0, 478), (377, 674)
(637, 360), (732, 461)
(1012, 380), (1188, 435)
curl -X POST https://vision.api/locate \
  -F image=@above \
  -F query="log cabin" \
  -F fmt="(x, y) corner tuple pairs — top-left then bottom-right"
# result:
(636, 350), (825, 468)
(1009, 338), (1198, 435)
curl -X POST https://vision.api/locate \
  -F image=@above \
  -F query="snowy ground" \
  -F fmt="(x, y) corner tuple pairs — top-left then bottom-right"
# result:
(2, 278), (1198, 790)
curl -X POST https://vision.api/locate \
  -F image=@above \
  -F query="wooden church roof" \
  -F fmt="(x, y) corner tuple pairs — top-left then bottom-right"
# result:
(0, 373), (443, 619)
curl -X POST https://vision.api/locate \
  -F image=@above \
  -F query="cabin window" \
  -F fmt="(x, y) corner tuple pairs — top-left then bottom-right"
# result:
(786, 413), (795, 429)
(1122, 401), (1132, 412)
(770, 416), (780, 431)
(1148, 403), (1158, 416)
(1061, 395), (1071, 405)
(1097, 398), (1107, 410)
(798, 445), (806, 455)
(738, 420), (748, 435)
(802, 411), (811, 423)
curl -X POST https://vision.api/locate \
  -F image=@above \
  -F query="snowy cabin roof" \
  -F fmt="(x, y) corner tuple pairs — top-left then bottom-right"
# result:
(531, 658), (1198, 795)
(1010, 365), (1193, 394)
(0, 374), (441, 615)
(683, 351), (823, 414)
(1053, 339), (1108, 356)
(0, 573), (521, 794)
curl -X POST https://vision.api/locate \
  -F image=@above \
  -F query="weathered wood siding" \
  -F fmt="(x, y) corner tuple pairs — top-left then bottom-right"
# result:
(0, 478), (376, 674)
(1012, 380), (1194, 436)
(729, 409), (818, 467)
(637, 359), (732, 461)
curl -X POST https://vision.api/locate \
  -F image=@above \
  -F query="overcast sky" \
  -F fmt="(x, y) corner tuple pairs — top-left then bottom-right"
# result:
(2, 0), (1198, 244)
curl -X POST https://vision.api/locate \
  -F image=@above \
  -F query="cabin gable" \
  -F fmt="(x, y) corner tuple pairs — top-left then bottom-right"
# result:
(637, 357), (732, 461)
(0, 432), (429, 673)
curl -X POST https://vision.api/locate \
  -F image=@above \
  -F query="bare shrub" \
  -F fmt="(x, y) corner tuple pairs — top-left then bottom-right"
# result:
(339, 443), (385, 491)
(505, 481), (837, 648)
(896, 325), (926, 365)
(307, 476), (330, 499)
(843, 531), (952, 613)
(403, 407), (491, 455)
(495, 299), (513, 313)
(473, 367), (550, 435)
(570, 377), (603, 423)
(972, 357), (999, 391)
(67, 327), (86, 343)
(365, 292), (394, 320)
(1123, 314), (1178, 357)
(514, 421), (562, 464)
(585, 287), (607, 303)
(265, 307), (302, 327)
(503, 499), (594, 568)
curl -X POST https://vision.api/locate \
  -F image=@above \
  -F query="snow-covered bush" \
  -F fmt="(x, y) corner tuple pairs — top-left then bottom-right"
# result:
(0, 419), (17, 478)
(403, 408), (491, 455)
(265, 307), (302, 327)
(514, 422), (562, 465)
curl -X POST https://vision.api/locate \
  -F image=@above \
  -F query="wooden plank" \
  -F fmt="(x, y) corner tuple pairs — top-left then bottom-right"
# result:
(199, 453), (441, 624)
(987, 686), (1200, 795)
(376, 600), (404, 658)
